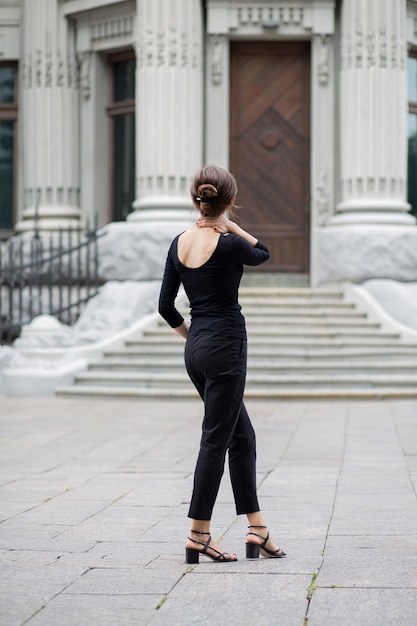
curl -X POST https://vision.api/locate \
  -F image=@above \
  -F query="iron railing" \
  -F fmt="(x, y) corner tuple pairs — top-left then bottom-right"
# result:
(0, 221), (104, 345)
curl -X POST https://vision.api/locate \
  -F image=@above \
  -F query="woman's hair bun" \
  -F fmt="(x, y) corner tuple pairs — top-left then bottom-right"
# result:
(197, 184), (218, 199)
(191, 165), (239, 218)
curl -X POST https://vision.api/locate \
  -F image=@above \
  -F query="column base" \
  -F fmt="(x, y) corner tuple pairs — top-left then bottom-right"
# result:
(129, 196), (196, 227)
(316, 224), (417, 284)
(333, 199), (415, 226)
(15, 206), (82, 232)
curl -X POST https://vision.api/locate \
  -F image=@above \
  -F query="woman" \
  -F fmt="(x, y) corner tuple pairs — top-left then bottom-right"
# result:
(158, 165), (286, 563)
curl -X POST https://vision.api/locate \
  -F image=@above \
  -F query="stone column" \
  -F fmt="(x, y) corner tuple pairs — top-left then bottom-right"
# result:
(129, 0), (203, 224)
(316, 0), (417, 284)
(334, 0), (414, 225)
(16, 0), (81, 231)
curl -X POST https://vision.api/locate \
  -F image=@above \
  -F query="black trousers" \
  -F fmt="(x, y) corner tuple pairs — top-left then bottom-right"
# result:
(185, 334), (260, 520)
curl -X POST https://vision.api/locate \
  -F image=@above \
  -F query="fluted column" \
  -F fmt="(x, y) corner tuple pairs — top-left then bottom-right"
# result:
(16, 0), (81, 231)
(129, 0), (203, 222)
(335, 0), (414, 225)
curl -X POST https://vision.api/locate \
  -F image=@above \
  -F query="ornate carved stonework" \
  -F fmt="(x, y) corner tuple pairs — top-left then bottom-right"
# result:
(35, 49), (42, 87)
(137, 27), (198, 70)
(367, 28), (375, 68)
(209, 34), (224, 85)
(45, 51), (53, 87)
(316, 170), (330, 225)
(391, 33), (398, 68)
(57, 53), (64, 87)
(207, 1), (335, 37)
(67, 53), (74, 88)
(232, 5), (305, 30)
(355, 30), (363, 68)
(341, 1), (405, 72)
(22, 48), (78, 91)
(90, 16), (134, 44)
(379, 27), (387, 68)
(169, 28), (177, 67)
(76, 51), (91, 100)
(145, 29), (153, 67)
(157, 31), (165, 67)
(315, 34), (332, 85)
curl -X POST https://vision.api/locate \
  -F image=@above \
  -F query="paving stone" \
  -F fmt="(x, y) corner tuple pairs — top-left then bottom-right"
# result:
(64, 565), (184, 596)
(317, 534), (417, 588)
(0, 522), (96, 553)
(0, 593), (52, 626)
(24, 594), (162, 626)
(307, 588), (417, 626)
(8, 498), (113, 527)
(0, 397), (416, 626)
(151, 572), (311, 626)
(0, 564), (87, 626)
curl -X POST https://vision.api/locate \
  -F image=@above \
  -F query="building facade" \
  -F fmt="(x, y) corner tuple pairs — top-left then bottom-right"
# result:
(1, 0), (417, 285)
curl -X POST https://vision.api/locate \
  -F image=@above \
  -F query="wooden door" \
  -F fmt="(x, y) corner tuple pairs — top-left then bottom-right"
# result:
(230, 42), (310, 272)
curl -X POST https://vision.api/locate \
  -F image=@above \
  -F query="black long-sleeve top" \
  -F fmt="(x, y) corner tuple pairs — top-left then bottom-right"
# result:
(158, 233), (270, 338)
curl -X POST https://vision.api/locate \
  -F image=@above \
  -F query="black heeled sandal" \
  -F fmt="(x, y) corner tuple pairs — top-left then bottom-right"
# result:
(246, 525), (286, 559)
(185, 531), (237, 564)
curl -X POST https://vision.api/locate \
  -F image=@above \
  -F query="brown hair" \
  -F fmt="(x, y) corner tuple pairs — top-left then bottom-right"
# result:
(190, 165), (238, 218)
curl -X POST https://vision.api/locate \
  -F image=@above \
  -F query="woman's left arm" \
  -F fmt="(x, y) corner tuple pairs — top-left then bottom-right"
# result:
(173, 321), (189, 339)
(158, 247), (186, 330)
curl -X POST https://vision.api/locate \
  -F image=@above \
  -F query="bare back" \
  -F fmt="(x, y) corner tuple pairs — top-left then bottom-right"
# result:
(177, 227), (221, 269)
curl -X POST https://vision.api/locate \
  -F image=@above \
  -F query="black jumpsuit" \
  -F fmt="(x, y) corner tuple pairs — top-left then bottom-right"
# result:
(158, 233), (270, 520)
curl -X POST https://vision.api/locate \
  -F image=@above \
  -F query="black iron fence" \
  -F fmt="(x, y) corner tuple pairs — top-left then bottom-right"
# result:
(0, 222), (104, 345)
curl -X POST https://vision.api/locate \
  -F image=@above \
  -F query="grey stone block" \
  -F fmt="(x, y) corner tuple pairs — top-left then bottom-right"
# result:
(317, 535), (417, 588)
(318, 226), (417, 283)
(152, 572), (312, 626)
(0, 564), (86, 626)
(308, 588), (417, 626)
(64, 566), (184, 596)
(1, 396), (417, 626)
(23, 593), (163, 626)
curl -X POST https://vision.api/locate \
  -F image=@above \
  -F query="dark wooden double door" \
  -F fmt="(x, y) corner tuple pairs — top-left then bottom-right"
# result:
(230, 42), (311, 273)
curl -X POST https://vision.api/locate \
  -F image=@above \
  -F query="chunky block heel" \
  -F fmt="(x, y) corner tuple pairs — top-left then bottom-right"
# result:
(185, 548), (200, 564)
(246, 525), (286, 559)
(185, 530), (237, 563)
(246, 542), (260, 559)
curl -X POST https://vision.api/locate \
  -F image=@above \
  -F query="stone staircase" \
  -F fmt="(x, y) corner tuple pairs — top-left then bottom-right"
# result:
(55, 287), (417, 399)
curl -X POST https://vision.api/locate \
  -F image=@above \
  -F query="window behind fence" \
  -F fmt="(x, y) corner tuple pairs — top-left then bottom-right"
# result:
(0, 63), (18, 232)
(107, 51), (136, 223)
(408, 52), (417, 218)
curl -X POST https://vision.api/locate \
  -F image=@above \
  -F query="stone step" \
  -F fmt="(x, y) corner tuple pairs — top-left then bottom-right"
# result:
(55, 384), (417, 400)
(54, 284), (417, 400)
(240, 272), (309, 288)
(240, 272), (309, 287)
(238, 287), (344, 299)
(238, 297), (352, 307)
(147, 326), (393, 338)
(106, 345), (417, 358)
(128, 336), (413, 348)
(231, 316), (377, 327)
(73, 370), (417, 389)
(240, 305), (367, 316)
(236, 310), (369, 320)
(88, 357), (417, 373)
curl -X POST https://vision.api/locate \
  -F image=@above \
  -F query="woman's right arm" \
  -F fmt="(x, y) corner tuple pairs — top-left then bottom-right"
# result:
(196, 215), (270, 265)
(197, 215), (258, 246)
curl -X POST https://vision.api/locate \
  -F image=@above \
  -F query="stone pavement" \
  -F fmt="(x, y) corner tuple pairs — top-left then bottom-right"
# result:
(0, 397), (417, 626)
